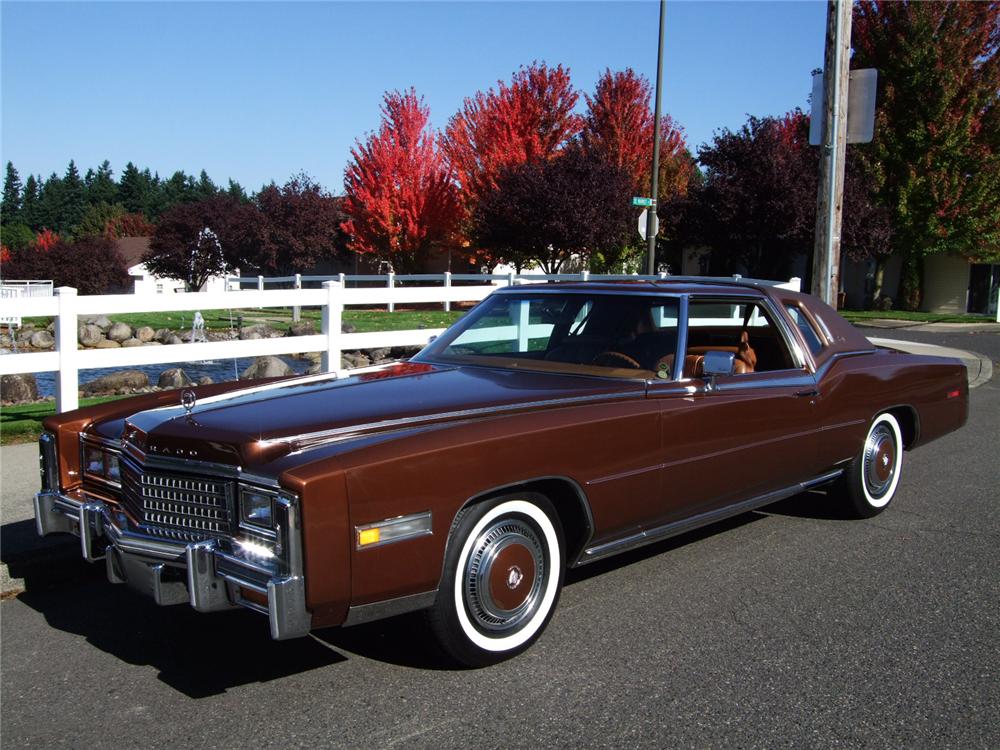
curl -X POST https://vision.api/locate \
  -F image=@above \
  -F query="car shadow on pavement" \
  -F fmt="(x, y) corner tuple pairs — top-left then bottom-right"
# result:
(758, 488), (858, 521)
(14, 562), (348, 698)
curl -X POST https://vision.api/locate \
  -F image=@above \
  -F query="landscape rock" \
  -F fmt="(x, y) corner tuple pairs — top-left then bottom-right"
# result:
(1, 373), (38, 403)
(158, 368), (194, 389)
(207, 330), (238, 342)
(84, 315), (113, 330)
(29, 330), (55, 349)
(288, 321), (317, 337)
(135, 326), (156, 343)
(78, 324), (104, 347)
(367, 347), (391, 362)
(94, 339), (121, 348)
(241, 356), (294, 380)
(165, 334), (184, 346)
(143, 341), (163, 346)
(81, 370), (149, 395)
(305, 363), (322, 375)
(120, 338), (144, 347)
(341, 352), (371, 369)
(154, 328), (174, 343)
(342, 323), (357, 334)
(240, 324), (279, 340)
(107, 322), (133, 342)
(16, 329), (34, 345)
(197, 376), (214, 386)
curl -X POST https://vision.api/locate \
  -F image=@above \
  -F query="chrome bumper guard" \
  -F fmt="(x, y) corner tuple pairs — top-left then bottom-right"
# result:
(34, 489), (312, 641)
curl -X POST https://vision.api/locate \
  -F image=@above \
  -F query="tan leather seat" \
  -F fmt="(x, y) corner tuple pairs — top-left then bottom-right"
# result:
(656, 332), (757, 378)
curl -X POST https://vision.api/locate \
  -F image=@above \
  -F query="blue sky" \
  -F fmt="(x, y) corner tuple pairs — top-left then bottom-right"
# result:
(1, 1), (827, 194)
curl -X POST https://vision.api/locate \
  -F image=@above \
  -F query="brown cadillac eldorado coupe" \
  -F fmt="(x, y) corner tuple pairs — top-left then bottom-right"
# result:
(35, 279), (968, 665)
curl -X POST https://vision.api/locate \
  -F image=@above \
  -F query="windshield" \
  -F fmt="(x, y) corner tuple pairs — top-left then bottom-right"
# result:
(415, 292), (681, 379)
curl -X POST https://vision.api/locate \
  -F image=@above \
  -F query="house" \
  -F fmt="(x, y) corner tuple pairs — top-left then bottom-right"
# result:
(116, 237), (235, 294)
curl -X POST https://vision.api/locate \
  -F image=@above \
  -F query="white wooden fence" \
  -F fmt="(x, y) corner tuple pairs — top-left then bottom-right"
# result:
(0, 274), (803, 414)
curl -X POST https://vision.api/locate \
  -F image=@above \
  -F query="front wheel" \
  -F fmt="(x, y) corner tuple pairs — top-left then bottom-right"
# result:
(837, 412), (904, 518)
(428, 493), (564, 667)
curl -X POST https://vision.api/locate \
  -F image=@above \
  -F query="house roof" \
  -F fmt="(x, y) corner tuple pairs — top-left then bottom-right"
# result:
(115, 236), (151, 268)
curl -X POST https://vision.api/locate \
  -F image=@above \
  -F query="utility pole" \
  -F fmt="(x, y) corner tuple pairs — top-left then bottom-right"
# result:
(811, 0), (852, 306)
(646, 0), (666, 275)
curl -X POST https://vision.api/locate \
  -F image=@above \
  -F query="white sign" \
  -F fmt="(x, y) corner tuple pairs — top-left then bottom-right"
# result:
(638, 209), (659, 241)
(809, 68), (878, 145)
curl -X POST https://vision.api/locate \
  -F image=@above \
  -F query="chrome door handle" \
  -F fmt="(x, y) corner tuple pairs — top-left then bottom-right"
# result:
(795, 389), (819, 398)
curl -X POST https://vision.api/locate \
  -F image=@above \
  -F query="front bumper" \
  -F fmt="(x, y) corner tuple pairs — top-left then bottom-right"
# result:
(34, 488), (312, 640)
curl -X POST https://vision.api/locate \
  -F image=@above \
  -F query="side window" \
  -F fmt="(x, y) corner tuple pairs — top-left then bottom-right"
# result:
(686, 299), (796, 374)
(785, 305), (825, 356)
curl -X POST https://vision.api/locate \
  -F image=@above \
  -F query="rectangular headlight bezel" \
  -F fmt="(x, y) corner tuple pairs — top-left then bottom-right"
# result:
(80, 438), (122, 489)
(238, 485), (279, 539)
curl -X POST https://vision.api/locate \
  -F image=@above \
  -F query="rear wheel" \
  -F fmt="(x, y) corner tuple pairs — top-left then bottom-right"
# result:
(838, 412), (904, 518)
(428, 493), (564, 667)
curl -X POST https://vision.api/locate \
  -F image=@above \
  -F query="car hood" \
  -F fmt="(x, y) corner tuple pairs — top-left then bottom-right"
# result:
(113, 362), (646, 467)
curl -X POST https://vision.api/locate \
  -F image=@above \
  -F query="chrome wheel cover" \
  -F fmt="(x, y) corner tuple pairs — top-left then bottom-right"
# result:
(863, 423), (896, 500)
(463, 517), (546, 635)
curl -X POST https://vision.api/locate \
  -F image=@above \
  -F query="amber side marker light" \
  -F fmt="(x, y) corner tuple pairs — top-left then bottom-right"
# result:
(355, 511), (433, 550)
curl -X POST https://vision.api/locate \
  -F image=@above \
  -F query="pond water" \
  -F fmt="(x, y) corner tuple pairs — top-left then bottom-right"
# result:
(32, 356), (314, 399)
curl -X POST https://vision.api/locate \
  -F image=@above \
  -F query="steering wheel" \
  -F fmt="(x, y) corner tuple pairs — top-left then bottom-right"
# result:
(592, 351), (641, 369)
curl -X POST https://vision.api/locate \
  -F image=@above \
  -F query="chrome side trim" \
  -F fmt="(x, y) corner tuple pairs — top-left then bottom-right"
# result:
(342, 590), (438, 627)
(257, 391), (644, 452)
(579, 469), (844, 563)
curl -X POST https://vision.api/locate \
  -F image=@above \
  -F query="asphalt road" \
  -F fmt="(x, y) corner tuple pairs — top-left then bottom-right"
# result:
(2, 335), (998, 749)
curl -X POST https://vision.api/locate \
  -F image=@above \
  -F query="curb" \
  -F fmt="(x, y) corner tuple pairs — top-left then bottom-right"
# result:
(867, 337), (994, 389)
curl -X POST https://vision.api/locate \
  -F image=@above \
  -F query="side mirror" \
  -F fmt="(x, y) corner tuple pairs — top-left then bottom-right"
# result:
(701, 351), (735, 391)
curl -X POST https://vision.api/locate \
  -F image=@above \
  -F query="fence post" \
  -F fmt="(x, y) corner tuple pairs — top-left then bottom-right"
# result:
(507, 272), (516, 287)
(387, 271), (395, 313)
(581, 270), (590, 282)
(996, 286), (999, 324)
(321, 280), (343, 374)
(257, 275), (264, 292)
(338, 272), (346, 287)
(443, 271), (452, 312)
(292, 273), (302, 323)
(55, 286), (79, 413)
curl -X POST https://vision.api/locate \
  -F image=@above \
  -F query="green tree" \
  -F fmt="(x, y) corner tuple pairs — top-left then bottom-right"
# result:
(20, 175), (40, 230)
(61, 160), (88, 232)
(118, 162), (152, 215)
(35, 173), (64, 233)
(852, 1), (1000, 309)
(86, 160), (118, 206)
(76, 201), (126, 237)
(2, 162), (22, 224)
(0, 222), (35, 250)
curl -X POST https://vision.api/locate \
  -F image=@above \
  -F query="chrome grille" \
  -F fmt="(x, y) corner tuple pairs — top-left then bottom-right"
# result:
(121, 457), (234, 538)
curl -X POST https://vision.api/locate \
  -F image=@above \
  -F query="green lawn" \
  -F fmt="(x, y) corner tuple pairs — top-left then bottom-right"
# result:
(840, 309), (995, 324)
(1, 396), (125, 446)
(22, 308), (465, 334)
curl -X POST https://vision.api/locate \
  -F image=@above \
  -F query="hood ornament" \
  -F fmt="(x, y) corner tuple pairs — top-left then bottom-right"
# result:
(180, 389), (197, 416)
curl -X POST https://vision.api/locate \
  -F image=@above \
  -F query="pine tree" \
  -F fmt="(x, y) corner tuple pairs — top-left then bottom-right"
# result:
(21, 175), (40, 230)
(61, 160), (88, 232)
(87, 160), (118, 206)
(2, 162), (23, 224)
(35, 173), (64, 232)
(118, 162), (150, 215)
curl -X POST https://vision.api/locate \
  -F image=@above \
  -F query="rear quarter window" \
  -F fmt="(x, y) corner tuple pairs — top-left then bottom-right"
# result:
(785, 305), (825, 356)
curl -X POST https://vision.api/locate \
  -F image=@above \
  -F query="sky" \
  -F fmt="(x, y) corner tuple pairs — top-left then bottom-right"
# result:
(1, 0), (828, 194)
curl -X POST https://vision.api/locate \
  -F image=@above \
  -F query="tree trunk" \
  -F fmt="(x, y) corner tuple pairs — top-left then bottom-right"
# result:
(897, 251), (923, 311)
(872, 257), (886, 307)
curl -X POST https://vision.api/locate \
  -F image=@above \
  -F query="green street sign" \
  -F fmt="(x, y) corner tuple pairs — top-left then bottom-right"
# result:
(632, 196), (655, 207)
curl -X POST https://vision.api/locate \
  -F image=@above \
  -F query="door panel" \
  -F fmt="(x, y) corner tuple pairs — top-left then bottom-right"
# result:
(647, 370), (821, 525)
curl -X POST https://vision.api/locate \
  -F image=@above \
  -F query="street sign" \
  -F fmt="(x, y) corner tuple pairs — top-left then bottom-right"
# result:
(638, 209), (659, 241)
(632, 196), (655, 207)
(809, 68), (878, 145)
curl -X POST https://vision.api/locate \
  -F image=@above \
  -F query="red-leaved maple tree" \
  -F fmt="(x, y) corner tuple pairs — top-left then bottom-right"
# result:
(34, 228), (60, 251)
(442, 62), (583, 209)
(341, 89), (460, 273)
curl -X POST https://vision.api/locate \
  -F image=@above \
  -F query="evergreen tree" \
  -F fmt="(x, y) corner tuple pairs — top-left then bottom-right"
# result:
(195, 170), (218, 200)
(61, 160), (88, 232)
(21, 175), (40, 230)
(118, 162), (150, 215)
(35, 173), (64, 232)
(87, 160), (118, 206)
(227, 179), (248, 202)
(162, 170), (199, 207)
(2, 162), (23, 224)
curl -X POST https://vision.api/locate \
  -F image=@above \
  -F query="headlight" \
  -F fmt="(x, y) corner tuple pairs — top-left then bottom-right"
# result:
(82, 444), (121, 486)
(240, 488), (275, 529)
